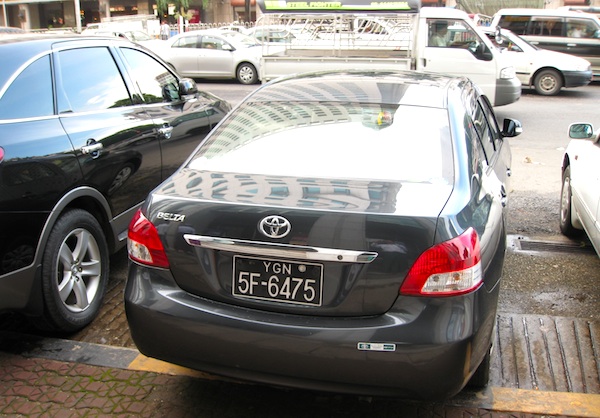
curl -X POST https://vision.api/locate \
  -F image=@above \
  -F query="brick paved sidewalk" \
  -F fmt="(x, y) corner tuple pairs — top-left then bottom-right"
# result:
(0, 349), (570, 418)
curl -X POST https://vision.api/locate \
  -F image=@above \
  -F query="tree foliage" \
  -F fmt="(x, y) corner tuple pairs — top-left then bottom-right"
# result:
(155, 0), (192, 17)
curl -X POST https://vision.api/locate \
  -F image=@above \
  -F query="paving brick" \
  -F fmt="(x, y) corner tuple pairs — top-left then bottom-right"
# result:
(1, 316), (597, 417)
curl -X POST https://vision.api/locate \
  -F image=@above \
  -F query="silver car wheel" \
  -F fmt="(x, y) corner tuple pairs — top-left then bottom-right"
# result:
(560, 174), (571, 225)
(41, 209), (109, 332)
(559, 165), (581, 237)
(237, 63), (257, 85)
(534, 69), (562, 96)
(56, 227), (103, 313)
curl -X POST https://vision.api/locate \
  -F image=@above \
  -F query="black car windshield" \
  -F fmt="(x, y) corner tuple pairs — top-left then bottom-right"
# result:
(188, 101), (453, 183)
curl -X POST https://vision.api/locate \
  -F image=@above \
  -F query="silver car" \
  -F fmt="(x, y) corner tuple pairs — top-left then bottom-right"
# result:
(125, 70), (522, 399)
(560, 122), (600, 256)
(152, 29), (262, 84)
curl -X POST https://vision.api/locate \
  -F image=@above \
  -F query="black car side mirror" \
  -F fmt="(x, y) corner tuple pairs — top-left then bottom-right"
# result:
(179, 78), (198, 96)
(502, 118), (522, 137)
(475, 43), (493, 61)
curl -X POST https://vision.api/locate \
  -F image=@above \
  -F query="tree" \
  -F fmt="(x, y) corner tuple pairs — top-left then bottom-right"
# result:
(155, 0), (191, 20)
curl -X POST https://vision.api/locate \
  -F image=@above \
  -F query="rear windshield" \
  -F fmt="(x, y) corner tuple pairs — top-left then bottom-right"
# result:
(188, 101), (453, 184)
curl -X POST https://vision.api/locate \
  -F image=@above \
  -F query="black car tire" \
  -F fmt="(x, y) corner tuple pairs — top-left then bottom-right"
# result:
(40, 209), (109, 333)
(560, 165), (583, 237)
(467, 343), (491, 389)
(237, 62), (258, 85)
(533, 69), (562, 96)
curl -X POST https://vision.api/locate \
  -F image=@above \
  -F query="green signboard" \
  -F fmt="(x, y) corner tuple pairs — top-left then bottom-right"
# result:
(257, 0), (421, 13)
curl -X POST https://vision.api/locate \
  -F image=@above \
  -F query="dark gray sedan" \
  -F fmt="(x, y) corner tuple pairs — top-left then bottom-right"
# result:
(125, 70), (522, 399)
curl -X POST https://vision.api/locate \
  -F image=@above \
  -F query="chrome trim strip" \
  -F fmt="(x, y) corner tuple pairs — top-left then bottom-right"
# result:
(183, 235), (378, 264)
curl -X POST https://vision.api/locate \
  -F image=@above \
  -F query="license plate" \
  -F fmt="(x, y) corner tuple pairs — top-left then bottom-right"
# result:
(233, 255), (323, 306)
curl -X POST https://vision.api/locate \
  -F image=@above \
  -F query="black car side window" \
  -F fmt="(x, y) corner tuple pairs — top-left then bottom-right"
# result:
(479, 96), (502, 150)
(527, 17), (564, 37)
(120, 48), (180, 104)
(0, 55), (53, 119)
(57, 47), (132, 113)
(498, 15), (531, 36)
(473, 101), (495, 159)
(173, 35), (199, 48)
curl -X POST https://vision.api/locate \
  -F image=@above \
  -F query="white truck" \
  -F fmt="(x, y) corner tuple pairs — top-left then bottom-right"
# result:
(256, 0), (521, 106)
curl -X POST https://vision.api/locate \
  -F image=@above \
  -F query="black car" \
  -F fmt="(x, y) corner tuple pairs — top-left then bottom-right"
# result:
(125, 70), (522, 399)
(0, 34), (231, 333)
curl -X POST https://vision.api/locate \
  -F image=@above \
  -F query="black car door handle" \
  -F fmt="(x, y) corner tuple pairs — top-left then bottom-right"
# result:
(81, 139), (103, 158)
(157, 125), (173, 139)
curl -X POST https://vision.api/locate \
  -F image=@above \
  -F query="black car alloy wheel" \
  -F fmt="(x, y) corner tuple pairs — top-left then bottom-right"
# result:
(40, 208), (110, 333)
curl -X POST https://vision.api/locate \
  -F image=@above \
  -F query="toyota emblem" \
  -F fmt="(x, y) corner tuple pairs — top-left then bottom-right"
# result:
(259, 215), (291, 239)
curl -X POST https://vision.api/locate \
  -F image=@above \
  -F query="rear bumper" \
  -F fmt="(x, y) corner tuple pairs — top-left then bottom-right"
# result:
(125, 263), (499, 400)
(563, 70), (593, 88)
(494, 76), (521, 106)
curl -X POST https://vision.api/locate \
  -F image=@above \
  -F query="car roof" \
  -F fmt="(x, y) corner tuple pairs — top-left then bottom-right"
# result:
(495, 8), (600, 21)
(249, 70), (464, 108)
(0, 26), (26, 33)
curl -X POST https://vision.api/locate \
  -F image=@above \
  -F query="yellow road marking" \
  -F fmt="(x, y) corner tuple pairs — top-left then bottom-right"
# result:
(128, 353), (214, 379)
(487, 387), (600, 418)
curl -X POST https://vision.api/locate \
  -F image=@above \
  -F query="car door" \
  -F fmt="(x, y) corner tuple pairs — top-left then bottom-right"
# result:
(572, 135), (600, 247)
(198, 35), (235, 78)
(589, 143), (600, 249)
(496, 34), (531, 85)
(563, 17), (600, 74)
(0, 53), (81, 277)
(466, 92), (511, 290)
(420, 19), (497, 100)
(167, 34), (202, 77)
(54, 44), (162, 223)
(117, 46), (228, 178)
(474, 94), (512, 193)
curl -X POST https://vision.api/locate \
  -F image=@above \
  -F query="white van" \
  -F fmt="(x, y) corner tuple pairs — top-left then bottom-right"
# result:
(415, 7), (521, 106)
(491, 8), (600, 79)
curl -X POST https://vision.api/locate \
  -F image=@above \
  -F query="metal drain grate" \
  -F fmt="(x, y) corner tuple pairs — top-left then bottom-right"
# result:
(516, 239), (596, 255)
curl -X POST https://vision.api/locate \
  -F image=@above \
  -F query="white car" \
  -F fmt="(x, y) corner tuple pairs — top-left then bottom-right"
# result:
(217, 24), (249, 34)
(86, 29), (165, 49)
(245, 25), (297, 44)
(150, 29), (262, 84)
(484, 27), (592, 95)
(560, 123), (600, 256)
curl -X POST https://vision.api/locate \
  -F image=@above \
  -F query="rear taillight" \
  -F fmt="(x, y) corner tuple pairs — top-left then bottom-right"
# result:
(400, 228), (482, 297)
(127, 209), (170, 268)
(0, 147), (4, 164)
